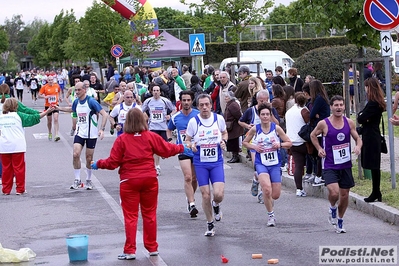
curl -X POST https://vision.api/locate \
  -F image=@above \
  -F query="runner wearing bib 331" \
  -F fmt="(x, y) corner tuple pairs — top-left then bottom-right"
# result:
(310, 95), (362, 234)
(185, 94), (228, 237)
(243, 103), (292, 227)
(141, 85), (176, 176)
(38, 76), (62, 142)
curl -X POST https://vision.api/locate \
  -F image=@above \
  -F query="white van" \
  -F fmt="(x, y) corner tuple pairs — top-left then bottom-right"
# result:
(240, 50), (295, 77)
(219, 57), (266, 80)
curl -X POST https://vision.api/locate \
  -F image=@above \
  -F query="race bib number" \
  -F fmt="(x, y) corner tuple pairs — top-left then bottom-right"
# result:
(179, 129), (187, 142)
(58, 79), (63, 84)
(151, 108), (164, 123)
(260, 148), (279, 166)
(16, 80), (23, 89)
(48, 95), (56, 103)
(200, 143), (218, 162)
(31, 82), (37, 89)
(77, 113), (87, 124)
(332, 143), (350, 164)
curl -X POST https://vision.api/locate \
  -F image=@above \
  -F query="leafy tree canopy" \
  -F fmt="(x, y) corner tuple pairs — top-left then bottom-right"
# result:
(292, 0), (379, 49)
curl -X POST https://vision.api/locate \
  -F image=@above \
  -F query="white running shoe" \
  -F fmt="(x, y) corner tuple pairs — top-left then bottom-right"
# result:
(267, 216), (276, 227)
(70, 179), (82, 189)
(312, 176), (325, 187)
(204, 222), (215, 236)
(296, 189), (307, 197)
(86, 180), (93, 190)
(156, 165), (161, 176)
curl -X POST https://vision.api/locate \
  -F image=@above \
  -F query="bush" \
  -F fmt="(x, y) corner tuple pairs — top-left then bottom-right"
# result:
(293, 44), (381, 97)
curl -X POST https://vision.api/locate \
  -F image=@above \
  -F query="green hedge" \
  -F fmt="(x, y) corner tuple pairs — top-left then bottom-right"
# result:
(199, 36), (350, 64)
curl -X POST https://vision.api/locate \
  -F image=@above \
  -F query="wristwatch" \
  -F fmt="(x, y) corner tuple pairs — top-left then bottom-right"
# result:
(167, 138), (173, 142)
(222, 139), (227, 144)
(101, 127), (105, 131)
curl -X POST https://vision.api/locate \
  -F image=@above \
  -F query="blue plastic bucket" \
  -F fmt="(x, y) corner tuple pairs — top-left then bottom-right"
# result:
(66, 234), (89, 262)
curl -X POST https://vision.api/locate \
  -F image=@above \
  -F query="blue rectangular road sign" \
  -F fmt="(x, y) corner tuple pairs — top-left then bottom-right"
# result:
(189, 34), (206, 56)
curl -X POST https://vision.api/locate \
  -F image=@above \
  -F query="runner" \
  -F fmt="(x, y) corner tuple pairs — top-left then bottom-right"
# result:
(38, 75), (62, 141)
(243, 103), (292, 227)
(167, 90), (200, 218)
(311, 95), (362, 233)
(110, 90), (141, 137)
(65, 75), (82, 136)
(141, 84), (176, 175)
(57, 82), (108, 190)
(185, 94), (228, 236)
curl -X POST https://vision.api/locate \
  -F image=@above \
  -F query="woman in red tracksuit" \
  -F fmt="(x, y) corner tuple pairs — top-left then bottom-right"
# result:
(91, 108), (188, 260)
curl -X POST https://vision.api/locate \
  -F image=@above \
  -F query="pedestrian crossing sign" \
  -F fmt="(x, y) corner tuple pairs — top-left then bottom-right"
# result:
(189, 33), (206, 56)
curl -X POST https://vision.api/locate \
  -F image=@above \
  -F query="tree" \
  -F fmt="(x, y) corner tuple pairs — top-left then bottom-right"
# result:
(3, 15), (26, 60)
(27, 22), (52, 67)
(292, 0), (379, 50)
(78, 2), (133, 64)
(181, 0), (273, 60)
(264, 4), (297, 24)
(48, 10), (76, 66)
(130, 1), (164, 63)
(0, 27), (9, 53)
(153, 7), (190, 29)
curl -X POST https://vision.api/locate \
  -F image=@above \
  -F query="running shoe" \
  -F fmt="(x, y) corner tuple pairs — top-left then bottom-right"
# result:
(204, 222), (215, 237)
(149, 251), (159, 256)
(280, 164), (287, 172)
(303, 173), (313, 182)
(335, 218), (346, 234)
(258, 192), (264, 204)
(70, 129), (75, 136)
(213, 201), (222, 221)
(267, 216), (276, 227)
(251, 178), (259, 196)
(110, 128), (114, 135)
(118, 253), (136, 260)
(16, 190), (27, 195)
(156, 165), (161, 176)
(328, 207), (338, 226)
(70, 179), (82, 189)
(48, 133), (52, 141)
(189, 204), (198, 218)
(3, 192), (10, 195)
(296, 189), (307, 197)
(54, 135), (60, 142)
(86, 180), (93, 190)
(0, 178), (2, 185)
(312, 176), (325, 187)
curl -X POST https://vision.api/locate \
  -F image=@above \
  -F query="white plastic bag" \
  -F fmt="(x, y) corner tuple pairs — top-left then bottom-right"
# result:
(0, 243), (36, 263)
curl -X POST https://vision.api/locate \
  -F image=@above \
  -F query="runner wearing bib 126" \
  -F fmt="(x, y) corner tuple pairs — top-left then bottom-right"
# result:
(185, 94), (228, 237)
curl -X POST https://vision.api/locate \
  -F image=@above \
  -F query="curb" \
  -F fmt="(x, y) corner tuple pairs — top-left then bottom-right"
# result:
(226, 151), (399, 226)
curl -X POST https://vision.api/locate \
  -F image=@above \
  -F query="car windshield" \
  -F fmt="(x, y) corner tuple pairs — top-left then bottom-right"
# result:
(232, 64), (264, 73)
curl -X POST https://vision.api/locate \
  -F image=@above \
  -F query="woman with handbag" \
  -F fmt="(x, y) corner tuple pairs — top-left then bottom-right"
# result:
(357, 77), (386, 203)
(224, 91), (243, 163)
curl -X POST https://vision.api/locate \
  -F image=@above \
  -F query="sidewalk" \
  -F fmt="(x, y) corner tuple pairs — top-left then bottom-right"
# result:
(228, 150), (399, 226)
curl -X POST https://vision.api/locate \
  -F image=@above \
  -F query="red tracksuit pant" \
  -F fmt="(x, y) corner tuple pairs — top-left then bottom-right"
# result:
(1, 153), (26, 194)
(120, 177), (158, 254)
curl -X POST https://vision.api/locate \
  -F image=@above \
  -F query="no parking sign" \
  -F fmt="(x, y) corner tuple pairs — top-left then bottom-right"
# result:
(363, 0), (399, 31)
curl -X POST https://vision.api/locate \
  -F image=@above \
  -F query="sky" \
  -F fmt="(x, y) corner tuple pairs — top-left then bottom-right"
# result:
(0, 0), (294, 25)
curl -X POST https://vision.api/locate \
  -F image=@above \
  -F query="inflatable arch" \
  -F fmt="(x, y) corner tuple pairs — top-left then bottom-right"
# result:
(103, 0), (159, 39)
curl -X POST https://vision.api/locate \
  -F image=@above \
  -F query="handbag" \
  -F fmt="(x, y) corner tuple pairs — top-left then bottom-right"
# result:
(298, 123), (312, 142)
(381, 116), (388, 154)
(226, 121), (234, 131)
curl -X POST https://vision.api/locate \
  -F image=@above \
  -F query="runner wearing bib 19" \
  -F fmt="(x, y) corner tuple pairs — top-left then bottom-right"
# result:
(38, 76), (62, 142)
(185, 94), (228, 237)
(243, 103), (292, 228)
(311, 95), (362, 234)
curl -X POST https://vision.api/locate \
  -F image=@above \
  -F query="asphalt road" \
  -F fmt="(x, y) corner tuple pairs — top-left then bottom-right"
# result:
(1, 91), (398, 266)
